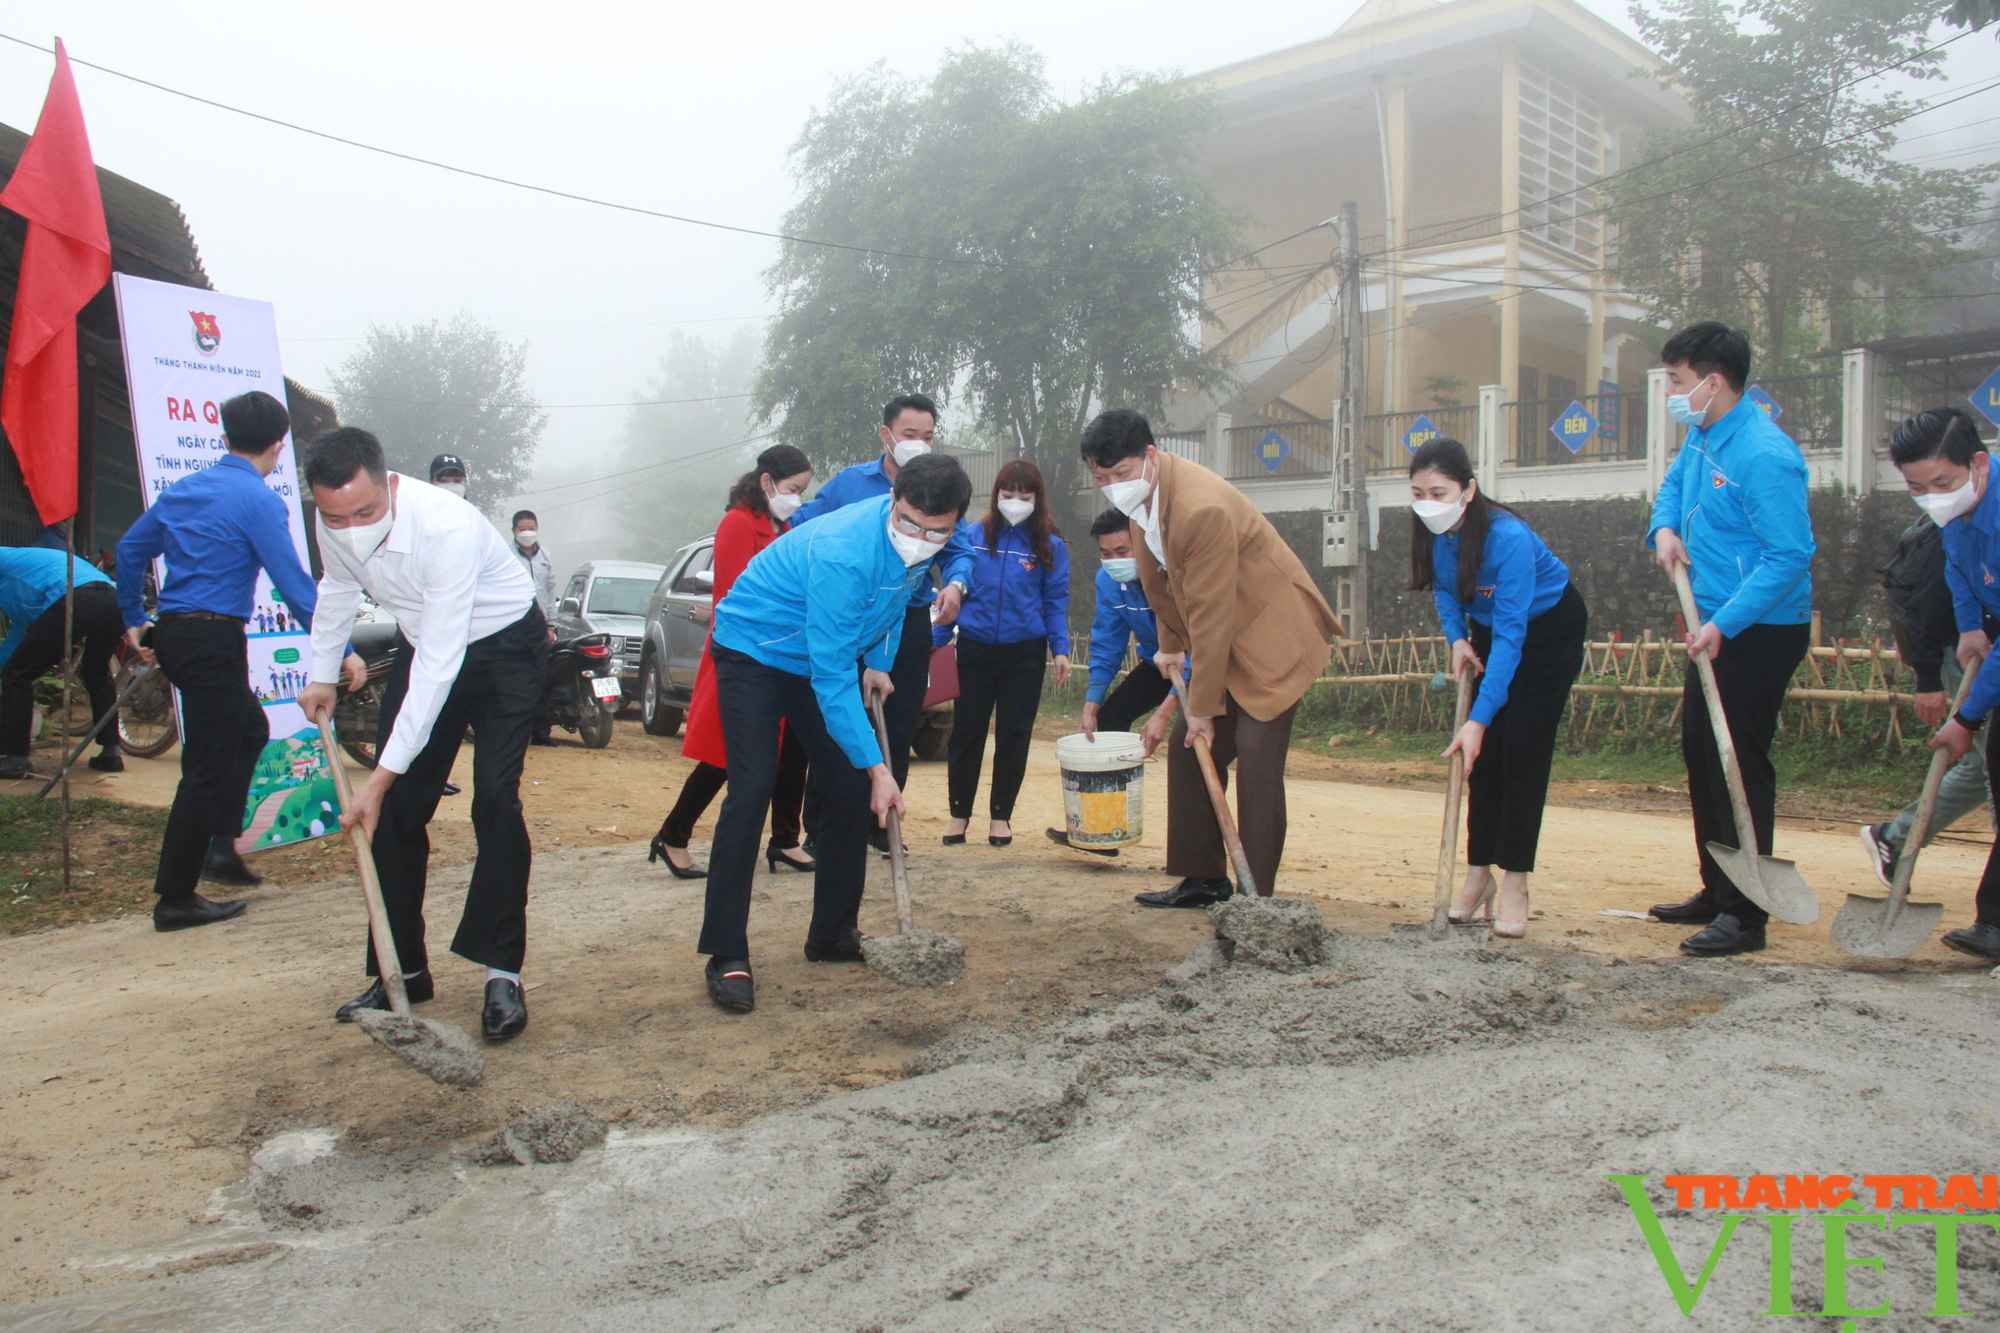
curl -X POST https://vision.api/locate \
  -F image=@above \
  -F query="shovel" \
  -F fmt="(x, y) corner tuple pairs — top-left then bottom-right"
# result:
(1669, 563), (1819, 925)
(1169, 675), (1259, 897)
(857, 695), (965, 986)
(1428, 663), (1475, 937)
(1828, 660), (1979, 957)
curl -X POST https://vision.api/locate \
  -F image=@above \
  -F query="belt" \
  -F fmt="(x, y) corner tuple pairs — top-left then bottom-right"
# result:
(157, 610), (246, 625)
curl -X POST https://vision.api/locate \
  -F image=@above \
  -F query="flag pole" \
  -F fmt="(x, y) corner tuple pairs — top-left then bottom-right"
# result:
(61, 519), (73, 894)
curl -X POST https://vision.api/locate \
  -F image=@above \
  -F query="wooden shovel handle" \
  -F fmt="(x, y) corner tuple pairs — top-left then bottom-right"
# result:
(1169, 676), (1259, 897)
(1430, 663), (1475, 933)
(1887, 654), (1985, 906)
(867, 695), (916, 934)
(1670, 564), (1762, 858)
(317, 717), (410, 1016)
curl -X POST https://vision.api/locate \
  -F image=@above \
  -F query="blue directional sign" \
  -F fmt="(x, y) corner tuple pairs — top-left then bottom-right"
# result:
(1597, 379), (1621, 443)
(1745, 384), (1783, 421)
(1256, 428), (1290, 473)
(1971, 366), (2000, 429)
(1550, 400), (1598, 454)
(1402, 414), (1442, 454)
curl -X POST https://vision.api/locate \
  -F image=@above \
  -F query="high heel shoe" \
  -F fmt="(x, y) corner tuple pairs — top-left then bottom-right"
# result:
(1447, 879), (1495, 926)
(988, 823), (1012, 847)
(766, 844), (815, 873)
(1493, 880), (1529, 939)
(648, 834), (707, 879)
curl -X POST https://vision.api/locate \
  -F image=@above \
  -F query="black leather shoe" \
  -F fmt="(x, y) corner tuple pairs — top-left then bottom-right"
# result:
(1135, 877), (1234, 909)
(335, 969), (436, 1021)
(1679, 913), (1766, 956)
(706, 957), (755, 1012)
(0, 756), (39, 780)
(153, 892), (247, 932)
(1650, 892), (1719, 925)
(482, 978), (528, 1041)
(201, 837), (264, 887)
(441, 782), (462, 797)
(868, 828), (907, 857)
(1942, 922), (2000, 961)
(803, 933), (865, 963)
(88, 748), (123, 773)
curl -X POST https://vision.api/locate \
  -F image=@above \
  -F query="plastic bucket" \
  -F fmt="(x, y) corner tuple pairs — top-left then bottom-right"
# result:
(1056, 731), (1146, 849)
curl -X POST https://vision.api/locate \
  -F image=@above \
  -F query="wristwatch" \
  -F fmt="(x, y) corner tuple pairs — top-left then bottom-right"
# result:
(947, 579), (969, 596)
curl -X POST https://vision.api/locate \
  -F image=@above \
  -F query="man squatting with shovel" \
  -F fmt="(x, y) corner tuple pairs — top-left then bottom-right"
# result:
(116, 390), (367, 932)
(1077, 408), (1342, 906)
(298, 427), (545, 1043)
(1644, 322), (1815, 957)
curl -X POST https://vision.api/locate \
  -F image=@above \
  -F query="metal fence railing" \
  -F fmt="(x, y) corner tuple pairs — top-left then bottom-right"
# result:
(1224, 419), (1332, 480)
(1506, 390), (1646, 467)
(1155, 434), (1204, 464)
(1747, 373), (1843, 453)
(1363, 405), (1479, 476)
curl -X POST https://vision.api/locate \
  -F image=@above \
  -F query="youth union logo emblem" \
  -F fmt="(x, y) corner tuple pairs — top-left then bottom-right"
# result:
(189, 311), (221, 357)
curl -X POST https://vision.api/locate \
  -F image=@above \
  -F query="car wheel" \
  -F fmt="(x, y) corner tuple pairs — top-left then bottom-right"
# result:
(912, 721), (949, 762)
(641, 658), (679, 736)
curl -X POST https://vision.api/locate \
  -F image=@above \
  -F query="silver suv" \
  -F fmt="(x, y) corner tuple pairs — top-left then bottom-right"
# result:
(636, 538), (714, 736)
(553, 559), (666, 709)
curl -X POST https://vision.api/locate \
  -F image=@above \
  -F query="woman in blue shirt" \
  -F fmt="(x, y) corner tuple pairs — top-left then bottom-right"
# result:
(939, 460), (1071, 847)
(1408, 438), (1587, 938)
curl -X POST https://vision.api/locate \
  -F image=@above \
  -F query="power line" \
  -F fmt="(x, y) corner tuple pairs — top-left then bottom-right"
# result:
(340, 390), (754, 411)
(282, 313), (769, 344)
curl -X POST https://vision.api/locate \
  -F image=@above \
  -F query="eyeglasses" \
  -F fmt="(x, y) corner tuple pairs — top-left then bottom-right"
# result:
(891, 510), (954, 544)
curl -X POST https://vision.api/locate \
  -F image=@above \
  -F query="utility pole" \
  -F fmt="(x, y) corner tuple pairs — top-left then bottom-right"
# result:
(1321, 201), (1367, 638)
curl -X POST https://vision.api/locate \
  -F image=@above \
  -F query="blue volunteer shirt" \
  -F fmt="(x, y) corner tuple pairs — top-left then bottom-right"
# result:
(790, 454), (976, 608)
(933, 520), (1069, 657)
(0, 549), (113, 670)
(1940, 454), (2000, 722)
(115, 454), (323, 631)
(711, 495), (936, 769)
(1086, 568), (1160, 704)
(1431, 512), (1570, 726)
(1645, 396), (1814, 637)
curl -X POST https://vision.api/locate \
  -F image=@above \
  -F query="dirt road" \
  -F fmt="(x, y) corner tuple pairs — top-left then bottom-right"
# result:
(2, 720), (1996, 1317)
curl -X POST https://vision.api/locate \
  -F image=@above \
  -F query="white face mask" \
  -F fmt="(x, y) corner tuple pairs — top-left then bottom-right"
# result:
(997, 496), (1035, 526)
(1099, 458), (1155, 518)
(1411, 497), (1469, 535)
(434, 481), (467, 499)
(887, 515), (937, 567)
(890, 438), (930, 467)
(766, 488), (803, 521)
(515, 529), (539, 549)
(329, 507), (394, 562)
(1914, 473), (1980, 528)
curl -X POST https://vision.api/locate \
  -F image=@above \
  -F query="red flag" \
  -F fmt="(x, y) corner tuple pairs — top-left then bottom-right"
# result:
(0, 39), (111, 525)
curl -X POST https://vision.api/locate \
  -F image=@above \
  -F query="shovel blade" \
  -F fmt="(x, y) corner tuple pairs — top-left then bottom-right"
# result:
(1829, 893), (1946, 958)
(1704, 841), (1820, 925)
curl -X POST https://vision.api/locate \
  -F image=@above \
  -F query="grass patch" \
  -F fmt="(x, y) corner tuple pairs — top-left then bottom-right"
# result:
(0, 796), (171, 934)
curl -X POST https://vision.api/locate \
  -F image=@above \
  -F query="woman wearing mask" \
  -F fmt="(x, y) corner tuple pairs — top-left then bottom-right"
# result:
(1409, 437), (1587, 938)
(649, 445), (817, 877)
(938, 460), (1070, 847)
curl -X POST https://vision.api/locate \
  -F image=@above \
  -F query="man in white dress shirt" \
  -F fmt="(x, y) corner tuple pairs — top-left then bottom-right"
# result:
(298, 428), (544, 1042)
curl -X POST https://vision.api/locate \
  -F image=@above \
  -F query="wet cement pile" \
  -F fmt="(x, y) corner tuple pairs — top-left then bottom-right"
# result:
(862, 927), (967, 987)
(9, 931), (2000, 1331)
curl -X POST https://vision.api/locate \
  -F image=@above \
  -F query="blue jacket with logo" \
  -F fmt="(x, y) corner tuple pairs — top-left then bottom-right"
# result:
(789, 454), (977, 609)
(934, 520), (1069, 658)
(1431, 512), (1571, 726)
(0, 549), (112, 670)
(711, 495), (933, 769)
(1087, 569), (1160, 704)
(1645, 396), (1814, 637)
(1940, 455), (2000, 722)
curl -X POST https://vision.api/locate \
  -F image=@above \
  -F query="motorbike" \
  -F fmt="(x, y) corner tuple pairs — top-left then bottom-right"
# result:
(335, 624), (620, 766)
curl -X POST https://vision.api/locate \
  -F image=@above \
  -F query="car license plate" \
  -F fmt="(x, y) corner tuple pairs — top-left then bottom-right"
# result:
(590, 676), (622, 701)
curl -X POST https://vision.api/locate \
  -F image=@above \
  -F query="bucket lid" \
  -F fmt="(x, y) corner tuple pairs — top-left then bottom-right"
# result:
(1056, 731), (1145, 770)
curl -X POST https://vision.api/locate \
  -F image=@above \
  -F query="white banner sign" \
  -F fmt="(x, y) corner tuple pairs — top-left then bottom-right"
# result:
(112, 273), (338, 852)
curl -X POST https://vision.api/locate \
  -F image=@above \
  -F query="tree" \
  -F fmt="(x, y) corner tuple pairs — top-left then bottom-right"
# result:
(611, 328), (764, 562)
(1608, 0), (1996, 373)
(1945, 0), (1998, 29)
(754, 44), (1241, 505)
(326, 312), (547, 511)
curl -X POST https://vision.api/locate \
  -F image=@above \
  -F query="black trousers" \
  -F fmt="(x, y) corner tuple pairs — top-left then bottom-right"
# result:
(365, 606), (544, 976)
(947, 637), (1048, 821)
(1096, 664), (1173, 734)
(151, 615), (267, 900)
(1680, 620), (1810, 927)
(1464, 583), (1587, 873)
(0, 582), (122, 757)
(701, 645), (873, 960)
(656, 723), (809, 850)
(883, 603), (933, 790)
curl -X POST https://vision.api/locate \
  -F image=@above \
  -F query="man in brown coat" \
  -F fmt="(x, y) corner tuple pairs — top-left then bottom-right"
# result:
(1080, 408), (1341, 906)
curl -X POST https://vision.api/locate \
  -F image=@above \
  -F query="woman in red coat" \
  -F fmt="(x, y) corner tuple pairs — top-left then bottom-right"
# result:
(649, 445), (816, 877)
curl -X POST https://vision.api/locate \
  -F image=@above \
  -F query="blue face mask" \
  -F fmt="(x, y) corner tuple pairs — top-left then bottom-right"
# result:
(1102, 557), (1138, 583)
(1666, 376), (1717, 428)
